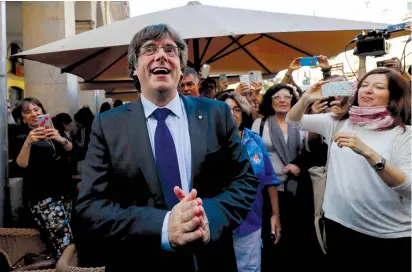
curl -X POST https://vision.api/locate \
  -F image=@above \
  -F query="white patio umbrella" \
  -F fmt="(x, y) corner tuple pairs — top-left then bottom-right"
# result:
(14, 1), (408, 90)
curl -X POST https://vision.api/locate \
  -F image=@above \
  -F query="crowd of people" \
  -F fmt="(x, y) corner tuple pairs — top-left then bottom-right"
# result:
(3, 23), (411, 272)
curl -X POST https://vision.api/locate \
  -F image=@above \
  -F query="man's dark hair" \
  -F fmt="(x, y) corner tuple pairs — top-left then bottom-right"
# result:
(128, 24), (188, 91)
(99, 102), (111, 114)
(113, 100), (123, 108)
(199, 78), (217, 94)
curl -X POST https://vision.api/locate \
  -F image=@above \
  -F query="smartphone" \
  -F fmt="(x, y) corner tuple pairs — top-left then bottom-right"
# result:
(321, 81), (354, 97)
(36, 114), (52, 129)
(300, 57), (318, 67)
(248, 71), (263, 83)
(239, 74), (250, 86)
(201, 64), (211, 79)
(326, 97), (335, 107)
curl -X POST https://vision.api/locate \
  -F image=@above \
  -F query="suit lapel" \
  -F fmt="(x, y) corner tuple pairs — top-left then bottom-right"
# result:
(181, 95), (207, 189)
(125, 99), (165, 206)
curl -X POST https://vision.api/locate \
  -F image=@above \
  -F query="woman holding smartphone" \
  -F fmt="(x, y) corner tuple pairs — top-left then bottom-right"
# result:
(13, 98), (74, 259)
(286, 68), (411, 271)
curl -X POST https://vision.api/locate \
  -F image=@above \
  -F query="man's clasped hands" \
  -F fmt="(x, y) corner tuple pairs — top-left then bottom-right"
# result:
(168, 187), (210, 250)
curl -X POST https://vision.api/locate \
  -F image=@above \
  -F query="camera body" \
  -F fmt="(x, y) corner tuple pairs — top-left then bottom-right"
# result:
(353, 29), (391, 57)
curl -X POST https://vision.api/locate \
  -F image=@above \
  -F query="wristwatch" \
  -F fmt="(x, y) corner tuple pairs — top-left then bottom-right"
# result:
(372, 157), (386, 171)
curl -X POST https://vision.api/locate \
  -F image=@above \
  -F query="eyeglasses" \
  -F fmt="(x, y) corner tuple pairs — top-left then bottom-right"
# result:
(272, 95), (293, 101)
(139, 45), (180, 57)
(230, 107), (242, 114)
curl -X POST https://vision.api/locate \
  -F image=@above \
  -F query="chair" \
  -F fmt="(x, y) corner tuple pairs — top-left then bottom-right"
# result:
(56, 244), (105, 272)
(0, 228), (47, 265)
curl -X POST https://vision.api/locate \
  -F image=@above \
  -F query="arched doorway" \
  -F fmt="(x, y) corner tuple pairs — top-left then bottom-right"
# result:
(8, 86), (23, 108)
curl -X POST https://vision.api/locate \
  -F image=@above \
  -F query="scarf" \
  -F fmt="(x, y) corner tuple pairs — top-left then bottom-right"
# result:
(268, 116), (301, 195)
(349, 105), (394, 130)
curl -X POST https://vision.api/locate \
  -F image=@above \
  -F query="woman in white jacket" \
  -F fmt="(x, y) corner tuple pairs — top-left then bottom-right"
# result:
(286, 67), (411, 271)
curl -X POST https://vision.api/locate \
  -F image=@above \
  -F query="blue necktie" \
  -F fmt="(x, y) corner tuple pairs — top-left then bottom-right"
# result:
(153, 108), (182, 210)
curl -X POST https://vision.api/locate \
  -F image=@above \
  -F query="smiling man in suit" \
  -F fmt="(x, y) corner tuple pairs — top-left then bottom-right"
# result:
(73, 24), (259, 272)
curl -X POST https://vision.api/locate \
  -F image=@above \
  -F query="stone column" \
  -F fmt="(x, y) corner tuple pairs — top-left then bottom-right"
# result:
(22, 1), (79, 115)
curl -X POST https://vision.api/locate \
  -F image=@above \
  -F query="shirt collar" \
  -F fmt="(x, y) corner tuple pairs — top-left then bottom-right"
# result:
(141, 92), (183, 119)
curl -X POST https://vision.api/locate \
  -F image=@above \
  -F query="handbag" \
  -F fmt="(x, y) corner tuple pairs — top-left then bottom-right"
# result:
(11, 251), (56, 271)
(308, 120), (344, 254)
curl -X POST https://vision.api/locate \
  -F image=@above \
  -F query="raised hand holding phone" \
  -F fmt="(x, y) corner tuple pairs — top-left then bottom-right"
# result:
(302, 81), (329, 103)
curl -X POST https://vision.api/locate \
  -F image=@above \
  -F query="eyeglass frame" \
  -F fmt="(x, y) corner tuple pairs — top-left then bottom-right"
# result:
(272, 94), (293, 101)
(138, 45), (180, 57)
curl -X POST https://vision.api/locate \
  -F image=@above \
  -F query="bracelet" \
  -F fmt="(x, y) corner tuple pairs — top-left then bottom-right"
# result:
(271, 213), (280, 217)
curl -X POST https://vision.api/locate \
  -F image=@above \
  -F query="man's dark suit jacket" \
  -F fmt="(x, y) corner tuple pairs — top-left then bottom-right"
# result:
(72, 94), (259, 271)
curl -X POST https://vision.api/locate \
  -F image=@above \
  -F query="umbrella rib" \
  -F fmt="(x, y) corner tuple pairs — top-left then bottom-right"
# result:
(204, 35), (244, 64)
(200, 37), (213, 64)
(61, 47), (110, 74)
(89, 51), (128, 81)
(208, 35), (263, 64)
(262, 34), (312, 56)
(193, 39), (201, 70)
(228, 36), (271, 74)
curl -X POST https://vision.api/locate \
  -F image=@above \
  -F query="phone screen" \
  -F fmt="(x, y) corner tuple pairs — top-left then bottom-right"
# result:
(201, 64), (210, 79)
(300, 57), (318, 67)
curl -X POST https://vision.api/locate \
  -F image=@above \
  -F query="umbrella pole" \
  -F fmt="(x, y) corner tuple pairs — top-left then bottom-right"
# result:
(0, 0), (8, 227)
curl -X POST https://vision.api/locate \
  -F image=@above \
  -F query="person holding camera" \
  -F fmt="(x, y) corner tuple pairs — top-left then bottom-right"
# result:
(286, 68), (411, 271)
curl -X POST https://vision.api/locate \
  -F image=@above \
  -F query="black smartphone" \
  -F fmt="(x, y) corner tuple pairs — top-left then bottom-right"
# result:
(326, 97), (335, 107)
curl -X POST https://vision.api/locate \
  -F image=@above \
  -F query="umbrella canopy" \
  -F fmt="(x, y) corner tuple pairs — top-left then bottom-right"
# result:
(14, 1), (408, 90)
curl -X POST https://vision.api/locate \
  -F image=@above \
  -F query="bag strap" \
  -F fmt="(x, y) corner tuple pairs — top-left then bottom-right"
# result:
(259, 117), (267, 137)
(325, 120), (344, 168)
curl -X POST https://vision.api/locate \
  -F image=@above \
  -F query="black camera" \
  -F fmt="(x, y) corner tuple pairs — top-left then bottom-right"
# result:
(353, 30), (391, 57)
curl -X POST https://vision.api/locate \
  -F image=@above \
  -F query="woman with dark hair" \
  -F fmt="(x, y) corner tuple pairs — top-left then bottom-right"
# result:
(13, 98), (74, 258)
(113, 100), (124, 108)
(287, 68), (411, 270)
(252, 83), (321, 270)
(217, 92), (280, 272)
(72, 107), (95, 177)
(52, 113), (76, 139)
(99, 102), (111, 113)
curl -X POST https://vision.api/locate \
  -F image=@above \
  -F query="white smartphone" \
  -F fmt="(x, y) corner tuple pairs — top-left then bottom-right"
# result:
(321, 81), (354, 97)
(201, 64), (211, 79)
(239, 74), (250, 85)
(248, 71), (263, 83)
